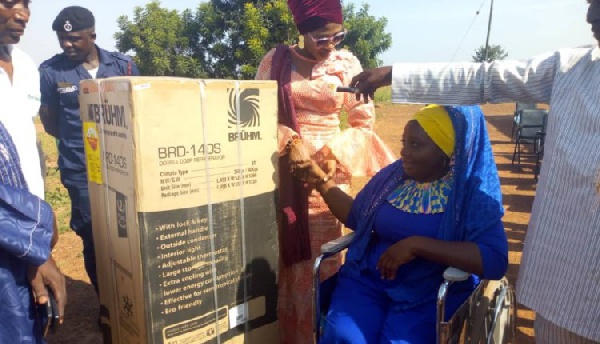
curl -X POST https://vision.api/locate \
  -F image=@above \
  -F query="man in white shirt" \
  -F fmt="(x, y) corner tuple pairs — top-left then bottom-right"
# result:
(0, 44), (43, 197)
(348, 1), (600, 343)
(0, 1), (66, 342)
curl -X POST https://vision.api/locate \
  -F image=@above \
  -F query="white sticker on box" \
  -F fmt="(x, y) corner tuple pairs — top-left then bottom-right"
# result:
(228, 303), (248, 329)
(133, 83), (151, 90)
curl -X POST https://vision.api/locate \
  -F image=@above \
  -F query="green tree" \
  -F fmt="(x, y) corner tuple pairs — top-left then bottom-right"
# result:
(115, 0), (391, 79)
(193, 0), (392, 79)
(115, 1), (205, 77)
(472, 44), (508, 63)
(191, 0), (296, 79)
(237, 1), (297, 77)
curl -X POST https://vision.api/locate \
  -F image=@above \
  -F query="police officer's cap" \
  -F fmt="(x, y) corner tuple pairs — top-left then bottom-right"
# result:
(52, 6), (95, 33)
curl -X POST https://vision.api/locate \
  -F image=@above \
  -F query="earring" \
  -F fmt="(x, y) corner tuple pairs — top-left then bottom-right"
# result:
(298, 35), (305, 49)
(442, 157), (451, 173)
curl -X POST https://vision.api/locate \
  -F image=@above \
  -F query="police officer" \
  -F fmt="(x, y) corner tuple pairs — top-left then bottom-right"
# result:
(39, 6), (140, 293)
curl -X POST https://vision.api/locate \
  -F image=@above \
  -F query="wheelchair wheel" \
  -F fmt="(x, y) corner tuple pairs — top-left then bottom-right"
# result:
(487, 278), (516, 344)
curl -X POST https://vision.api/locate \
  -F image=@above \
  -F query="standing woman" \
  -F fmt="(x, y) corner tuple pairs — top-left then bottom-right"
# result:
(255, 0), (395, 342)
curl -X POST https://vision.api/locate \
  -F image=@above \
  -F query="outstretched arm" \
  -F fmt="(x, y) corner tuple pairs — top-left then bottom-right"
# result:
(351, 51), (559, 105)
(291, 159), (354, 225)
(349, 66), (392, 103)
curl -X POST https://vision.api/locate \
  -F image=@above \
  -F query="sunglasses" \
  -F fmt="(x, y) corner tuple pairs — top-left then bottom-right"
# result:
(307, 31), (347, 48)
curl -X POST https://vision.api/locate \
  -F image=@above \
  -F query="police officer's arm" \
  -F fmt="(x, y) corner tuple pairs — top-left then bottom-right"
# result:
(39, 69), (60, 137)
(39, 105), (59, 137)
(129, 60), (140, 76)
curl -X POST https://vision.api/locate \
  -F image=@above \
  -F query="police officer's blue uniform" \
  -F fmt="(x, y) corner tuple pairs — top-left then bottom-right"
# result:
(39, 46), (140, 290)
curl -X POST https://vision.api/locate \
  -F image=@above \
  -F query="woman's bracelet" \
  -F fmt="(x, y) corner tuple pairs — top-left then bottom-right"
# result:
(285, 135), (301, 153)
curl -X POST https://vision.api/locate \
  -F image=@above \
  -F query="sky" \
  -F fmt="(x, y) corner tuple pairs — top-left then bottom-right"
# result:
(20, 0), (594, 66)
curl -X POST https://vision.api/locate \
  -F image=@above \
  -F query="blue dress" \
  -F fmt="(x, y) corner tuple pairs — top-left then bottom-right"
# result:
(321, 202), (507, 344)
(321, 105), (508, 343)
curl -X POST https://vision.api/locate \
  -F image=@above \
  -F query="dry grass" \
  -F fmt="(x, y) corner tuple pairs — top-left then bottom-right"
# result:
(35, 117), (71, 233)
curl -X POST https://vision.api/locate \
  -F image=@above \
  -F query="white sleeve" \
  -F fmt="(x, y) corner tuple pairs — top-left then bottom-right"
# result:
(390, 51), (559, 105)
(21, 48), (41, 118)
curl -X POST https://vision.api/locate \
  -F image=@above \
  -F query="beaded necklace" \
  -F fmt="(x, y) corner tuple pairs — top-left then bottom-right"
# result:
(387, 172), (453, 214)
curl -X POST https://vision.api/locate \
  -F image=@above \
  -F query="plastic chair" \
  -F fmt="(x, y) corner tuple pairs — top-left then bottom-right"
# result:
(313, 233), (516, 344)
(511, 109), (548, 167)
(511, 103), (538, 141)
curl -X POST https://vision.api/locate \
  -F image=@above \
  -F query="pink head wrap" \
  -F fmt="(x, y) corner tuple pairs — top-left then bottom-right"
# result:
(288, 0), (343, 34)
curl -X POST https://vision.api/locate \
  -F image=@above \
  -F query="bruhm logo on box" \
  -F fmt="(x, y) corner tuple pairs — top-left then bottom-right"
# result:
(228, 88), (262, 142)
(86, 102), (128, 130)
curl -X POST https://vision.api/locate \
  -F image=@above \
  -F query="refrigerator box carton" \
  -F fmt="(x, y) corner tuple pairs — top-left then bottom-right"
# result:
(80, 77), (280, 343)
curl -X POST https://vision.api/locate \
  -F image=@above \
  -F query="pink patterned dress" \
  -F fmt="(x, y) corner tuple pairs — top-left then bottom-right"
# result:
(256, 47), (395, 344)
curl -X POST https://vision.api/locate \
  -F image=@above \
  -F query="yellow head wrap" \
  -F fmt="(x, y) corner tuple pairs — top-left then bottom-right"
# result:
(412, 105), (456, 157)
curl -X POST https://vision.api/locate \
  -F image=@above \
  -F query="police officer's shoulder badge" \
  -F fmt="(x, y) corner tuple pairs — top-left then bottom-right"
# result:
(64, 20), (73, 32)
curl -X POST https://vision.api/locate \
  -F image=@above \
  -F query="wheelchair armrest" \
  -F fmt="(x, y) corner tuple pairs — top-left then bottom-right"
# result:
(320, 233), (355, 255)
(443, 267), (471, 282)
(513, 110), (521, 122)
(314, 233), (355, 341)
(437, 267), (471, 332)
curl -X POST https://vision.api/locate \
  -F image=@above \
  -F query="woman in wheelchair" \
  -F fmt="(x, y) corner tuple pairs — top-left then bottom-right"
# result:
(289, 105), (508, 343)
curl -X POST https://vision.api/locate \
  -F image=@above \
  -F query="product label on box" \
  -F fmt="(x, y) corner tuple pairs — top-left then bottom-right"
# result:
(83, 121), (103, 184)
(83, 99), (132, 181)
(139, 192), (278, 343)
(163, 307), (229, 343)
(116, 191), (128, 238)
(155, 164), (263, 200)
(133, 82), (279, 213)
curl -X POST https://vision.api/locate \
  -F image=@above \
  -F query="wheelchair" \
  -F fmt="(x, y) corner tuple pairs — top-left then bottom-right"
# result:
(313, 233), (516, 344)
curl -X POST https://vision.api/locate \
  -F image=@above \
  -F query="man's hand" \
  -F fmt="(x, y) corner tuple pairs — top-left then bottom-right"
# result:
(38, 106), (59, 138)
(349, 66), (393, 103)
(28, 256), (67, 324)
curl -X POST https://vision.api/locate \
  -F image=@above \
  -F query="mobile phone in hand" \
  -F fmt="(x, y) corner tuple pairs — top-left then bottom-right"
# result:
(336, 86), (358, 93)
(37, 289), (60, 336)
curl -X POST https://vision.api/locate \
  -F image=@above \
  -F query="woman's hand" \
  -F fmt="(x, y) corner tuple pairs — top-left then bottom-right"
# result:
(322, 159), (337, 180)
(290, 159), (328, 186)
(287, 140), (311, 164)
(377, 237), (419, 280)
(287, 139), (312, 182)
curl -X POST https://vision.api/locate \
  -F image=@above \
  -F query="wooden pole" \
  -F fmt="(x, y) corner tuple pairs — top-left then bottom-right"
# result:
(484, 0), (494, 61)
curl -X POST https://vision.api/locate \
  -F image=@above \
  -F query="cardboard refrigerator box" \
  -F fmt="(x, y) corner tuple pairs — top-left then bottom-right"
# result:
(79, 77), (280, 344)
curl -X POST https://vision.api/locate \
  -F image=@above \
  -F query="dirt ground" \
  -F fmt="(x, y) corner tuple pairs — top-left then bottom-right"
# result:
(46, 103), (537, 343)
